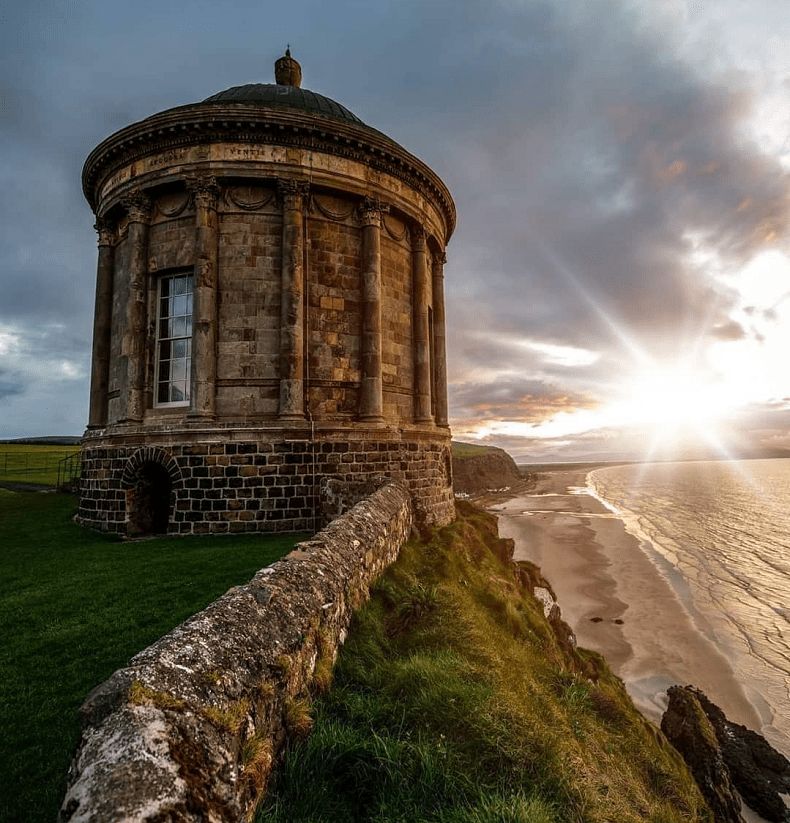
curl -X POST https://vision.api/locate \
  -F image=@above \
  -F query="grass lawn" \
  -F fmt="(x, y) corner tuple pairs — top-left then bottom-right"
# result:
(0, 490), (307, 823)
(0, 445), (80, 487)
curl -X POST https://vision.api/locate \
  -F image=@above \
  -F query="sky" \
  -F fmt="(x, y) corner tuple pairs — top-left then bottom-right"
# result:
(3, 0), (790, 462)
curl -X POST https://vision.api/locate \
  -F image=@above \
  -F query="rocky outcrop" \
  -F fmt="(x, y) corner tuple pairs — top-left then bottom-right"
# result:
(59, 479), (413, 823)
(452, 444), (523, 495)
(661, 686), (744, 823)
(689, 687), (790, 822)
(662, 685), (790, 823)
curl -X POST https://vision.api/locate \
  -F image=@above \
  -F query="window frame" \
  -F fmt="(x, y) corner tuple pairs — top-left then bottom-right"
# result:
(153, 269), (194, 408)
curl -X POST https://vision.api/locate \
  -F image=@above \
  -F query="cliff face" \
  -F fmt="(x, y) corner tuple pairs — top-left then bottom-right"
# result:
(451, 443), (523, 495)
(258, 501), (712, 823)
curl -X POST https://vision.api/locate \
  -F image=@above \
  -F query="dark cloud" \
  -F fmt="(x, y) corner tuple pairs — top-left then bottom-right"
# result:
(451, 375), (597, 424)
(2, 0), (789, 452)
(0, 369), (25, 402)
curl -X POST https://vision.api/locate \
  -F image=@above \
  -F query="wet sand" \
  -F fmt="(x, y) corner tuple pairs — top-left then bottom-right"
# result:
(487, 468), (764, 734)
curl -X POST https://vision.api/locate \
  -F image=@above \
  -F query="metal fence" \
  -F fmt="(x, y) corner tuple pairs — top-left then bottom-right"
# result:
(0, 450), (82, 488)
(57, 452), (83, 491)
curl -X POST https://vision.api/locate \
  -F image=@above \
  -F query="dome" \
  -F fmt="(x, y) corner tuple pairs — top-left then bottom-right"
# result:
(201, 83), (365, 126)
(201, 49), (366, 128)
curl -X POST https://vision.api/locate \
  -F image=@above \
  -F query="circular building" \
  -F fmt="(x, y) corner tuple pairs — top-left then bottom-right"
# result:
(79, 50), (456, 536)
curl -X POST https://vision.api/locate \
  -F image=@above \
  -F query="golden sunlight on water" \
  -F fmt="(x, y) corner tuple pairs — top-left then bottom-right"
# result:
(590, 459), (790, 754)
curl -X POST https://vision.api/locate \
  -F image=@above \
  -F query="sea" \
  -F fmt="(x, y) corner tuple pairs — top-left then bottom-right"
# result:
(588, 459), (790, 757)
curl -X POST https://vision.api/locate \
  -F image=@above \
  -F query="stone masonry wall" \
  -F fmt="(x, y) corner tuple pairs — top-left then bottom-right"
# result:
(216, 206), (282, 419)
(78, 432), (454, 535)
(60, 479), (415, 823)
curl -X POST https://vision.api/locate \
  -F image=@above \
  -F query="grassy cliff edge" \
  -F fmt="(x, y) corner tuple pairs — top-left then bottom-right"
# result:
(257, 502), (710, 823)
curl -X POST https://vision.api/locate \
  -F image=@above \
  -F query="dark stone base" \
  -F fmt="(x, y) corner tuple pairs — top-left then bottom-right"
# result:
(77, 426), (454, 536)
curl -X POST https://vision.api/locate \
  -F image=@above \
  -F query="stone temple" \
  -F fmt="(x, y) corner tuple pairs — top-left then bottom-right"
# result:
(78, 50), (456, 536)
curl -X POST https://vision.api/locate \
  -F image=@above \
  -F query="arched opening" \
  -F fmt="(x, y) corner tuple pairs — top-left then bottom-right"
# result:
(127, 462), (172, 536)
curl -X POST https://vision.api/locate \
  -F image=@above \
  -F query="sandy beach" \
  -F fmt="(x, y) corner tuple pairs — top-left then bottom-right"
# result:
(487, 468), (765, 734)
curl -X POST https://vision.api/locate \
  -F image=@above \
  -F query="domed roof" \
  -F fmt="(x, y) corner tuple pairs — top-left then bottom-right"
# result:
(201, 49), (366, 128)
(201, 83), (365, 126)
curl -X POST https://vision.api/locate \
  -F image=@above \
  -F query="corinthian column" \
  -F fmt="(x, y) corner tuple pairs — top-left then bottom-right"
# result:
(278, 178), (309, 421)
(411, 224), (432, 424)
(121, 192), (151, 423)
(358, 196), (388, 422)
(431, 251), (449, 428)
(88, 218), (116, 428)
(187, 175), (220, 419)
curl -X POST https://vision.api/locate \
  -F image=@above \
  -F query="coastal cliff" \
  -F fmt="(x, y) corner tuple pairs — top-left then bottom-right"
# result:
(258, 501), (711, 822)
(451, 441), (524, 495)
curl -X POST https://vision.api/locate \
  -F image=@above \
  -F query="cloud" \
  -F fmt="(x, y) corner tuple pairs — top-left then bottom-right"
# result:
(0, 369), (25, 403)
(2, 0), (789, 455)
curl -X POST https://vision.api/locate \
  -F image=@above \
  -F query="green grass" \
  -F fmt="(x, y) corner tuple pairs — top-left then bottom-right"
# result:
(0, 445), (79, 486)
(258, 502), (710, 823)
(0, 491), (306, 823)
(451, 441), (499, 459)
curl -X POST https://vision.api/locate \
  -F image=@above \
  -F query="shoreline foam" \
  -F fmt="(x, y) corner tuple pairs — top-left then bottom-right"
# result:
(490, 467), (764, 734)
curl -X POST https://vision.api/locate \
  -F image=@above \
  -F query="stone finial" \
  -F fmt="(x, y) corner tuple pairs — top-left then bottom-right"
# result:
(275, 46), (302, 88)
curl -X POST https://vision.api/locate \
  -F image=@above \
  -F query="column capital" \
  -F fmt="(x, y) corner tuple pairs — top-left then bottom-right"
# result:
(358, 196), (390, 228)
(432, 250), (447, 269)
(277, 178), (310, 210)
(186, 174), (220, 210)
(122, 191), (151, 223)
(410, 222), (427, 251)
(94, 217), (117, 247)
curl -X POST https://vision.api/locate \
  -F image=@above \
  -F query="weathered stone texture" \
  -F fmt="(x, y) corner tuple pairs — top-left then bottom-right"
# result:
(60, 480), (414, 823)
(78, 430), (454, 535)
(80, 54), (455, 536)
(148, 214), (195, 271)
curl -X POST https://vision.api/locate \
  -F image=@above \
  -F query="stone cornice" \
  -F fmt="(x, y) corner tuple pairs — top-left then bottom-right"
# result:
(83, 103), (456, 241)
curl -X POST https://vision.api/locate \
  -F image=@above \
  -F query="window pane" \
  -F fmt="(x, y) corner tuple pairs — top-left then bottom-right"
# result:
(173, 295), (187, 317)
(171, 383), (185, 403)
(171, 359), (186, 381)
(156, 271), (193, 407)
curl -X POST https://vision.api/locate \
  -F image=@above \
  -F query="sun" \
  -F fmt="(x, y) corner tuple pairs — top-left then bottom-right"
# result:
(613, 363), (738, 453)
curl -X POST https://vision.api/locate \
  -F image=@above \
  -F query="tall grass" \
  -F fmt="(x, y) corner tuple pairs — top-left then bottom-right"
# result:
(258, 502), (710, 823)
(0, 490), (306, 823)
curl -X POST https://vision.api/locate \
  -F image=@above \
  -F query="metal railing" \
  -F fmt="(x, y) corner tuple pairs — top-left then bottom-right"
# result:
(56, 452), (83, 492)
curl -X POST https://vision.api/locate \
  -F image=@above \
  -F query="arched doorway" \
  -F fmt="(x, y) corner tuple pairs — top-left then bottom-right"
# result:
(127, 462), (172, 536)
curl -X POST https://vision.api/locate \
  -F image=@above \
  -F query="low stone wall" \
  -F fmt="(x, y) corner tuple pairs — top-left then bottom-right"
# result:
(59, 479), (414, 823)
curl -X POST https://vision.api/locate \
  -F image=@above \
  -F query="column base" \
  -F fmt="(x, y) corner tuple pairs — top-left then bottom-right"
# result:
(278, 414), (307, 423)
